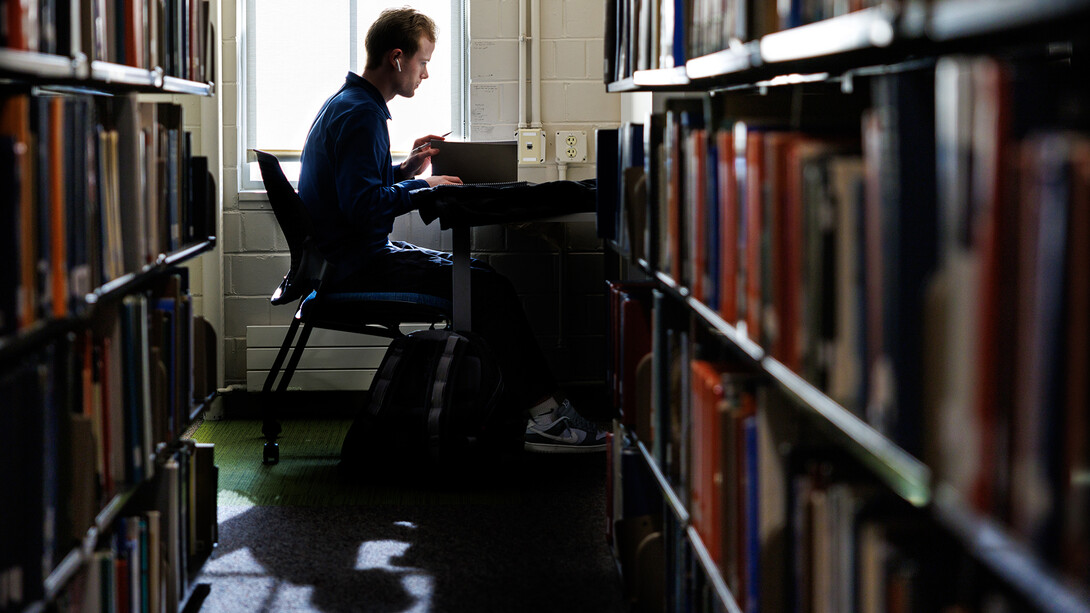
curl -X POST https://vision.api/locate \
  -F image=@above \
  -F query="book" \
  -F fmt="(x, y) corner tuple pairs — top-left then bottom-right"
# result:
(98, 126), (124, 283)
(145, 509), (161, 613)
(828, 156), (866, 417)
(34, 96), (54, 322)
(1, 95), (38, 330)
(0, 136), (17, 336)
(646, 113), (666, 268)
(113, 94), (149, 271)
(756, 388), (788, 612)
(741, 123), (764, 340)
(68, 412), (98, 547)
(596, 128), (620, 241)
(66, 97), (94, 313)
(689, 359), (726, 567)
(617, 284), (654, 432)
(926, 56), (1007, 509)
(1, 353), (49, 609)
(191, 443), (216, 558)
(715, 127), (739, 324)
(1010, 133), (1072, 557)
(1062, 137), (1090, 582)
(761, 131), (794, 359)
(686, 127), (709, 303)
(161, 457), (180, 613)
(47, 95), (68, 319)
(619, 123), (646, 257)
(121, 294), (150, 484)
(862, 70), (938, 457)
(139, 101), (161, 260)
(604, 0), (617, 82)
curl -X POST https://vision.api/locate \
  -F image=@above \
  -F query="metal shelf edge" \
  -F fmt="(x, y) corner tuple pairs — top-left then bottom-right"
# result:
(932, 487), (1090, 613)
(927, 0), (1090, 42)
(635, 439), (690, 524)
(762, 358), (931, 507)
(632, 66), (691, 87)
(687, 46), (755, 80)
(89, 60), (158, 87)
(41, 548), (83, 601)
(686, 298), (764, 363)
(686, 525), (745, 613)
(606, 77), (638, 92)
(91, 239), (216, 304)
(0, 49), (81, 79)
(760, 6), (896, 64)
(163, 75), (214, 96)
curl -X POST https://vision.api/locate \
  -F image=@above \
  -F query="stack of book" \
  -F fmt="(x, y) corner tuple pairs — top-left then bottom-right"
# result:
(0, 92), (216, 337)
(2, 0), (215, 83)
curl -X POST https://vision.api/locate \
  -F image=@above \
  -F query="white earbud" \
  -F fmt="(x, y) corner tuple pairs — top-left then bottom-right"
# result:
(396, 58), (402, 72)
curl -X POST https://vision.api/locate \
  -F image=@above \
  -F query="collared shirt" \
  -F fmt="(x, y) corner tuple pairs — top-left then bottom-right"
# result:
(298, 72), (428, 278)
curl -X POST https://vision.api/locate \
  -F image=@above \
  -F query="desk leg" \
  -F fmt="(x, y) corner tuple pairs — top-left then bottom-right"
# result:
(453, 225), (471, 331)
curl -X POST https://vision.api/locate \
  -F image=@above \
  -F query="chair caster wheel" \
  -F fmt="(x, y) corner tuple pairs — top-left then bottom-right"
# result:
(263, 442), (280, 465)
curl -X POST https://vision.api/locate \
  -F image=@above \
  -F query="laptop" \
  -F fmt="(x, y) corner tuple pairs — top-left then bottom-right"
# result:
(428, 140), (519, 185)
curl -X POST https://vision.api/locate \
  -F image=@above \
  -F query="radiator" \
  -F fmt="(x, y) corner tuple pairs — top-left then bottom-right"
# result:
(246, 324), (431, 391)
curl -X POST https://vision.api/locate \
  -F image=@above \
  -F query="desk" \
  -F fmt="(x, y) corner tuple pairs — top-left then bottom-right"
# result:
(450, 212), (597, 332)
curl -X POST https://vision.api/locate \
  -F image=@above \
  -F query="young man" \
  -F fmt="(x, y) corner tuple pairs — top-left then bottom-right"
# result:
(297, 7), (606, 453)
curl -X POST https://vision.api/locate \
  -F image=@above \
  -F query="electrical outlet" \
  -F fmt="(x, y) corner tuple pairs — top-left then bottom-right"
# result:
(516, 129), (546, 165)
(555, 130), (587, 163)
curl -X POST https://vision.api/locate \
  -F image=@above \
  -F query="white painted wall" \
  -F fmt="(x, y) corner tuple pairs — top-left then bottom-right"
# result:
(469, 0), (620, 182)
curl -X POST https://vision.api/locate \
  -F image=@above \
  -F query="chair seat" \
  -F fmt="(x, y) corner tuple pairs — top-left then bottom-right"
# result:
(296, 290), (452, 338)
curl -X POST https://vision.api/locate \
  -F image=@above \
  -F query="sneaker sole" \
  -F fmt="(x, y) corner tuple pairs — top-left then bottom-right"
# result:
(524, 440), (607, 454)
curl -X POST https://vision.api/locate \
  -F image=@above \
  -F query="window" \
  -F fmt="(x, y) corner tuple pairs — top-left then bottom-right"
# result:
(241, 0), (465, 189)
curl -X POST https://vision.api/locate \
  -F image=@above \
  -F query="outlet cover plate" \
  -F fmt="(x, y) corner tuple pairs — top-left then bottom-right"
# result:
(555, 130), (587, 163)
(517, 129), (546, 165)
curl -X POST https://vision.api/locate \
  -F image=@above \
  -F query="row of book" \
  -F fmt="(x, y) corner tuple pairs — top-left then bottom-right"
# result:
(602, 54), (1090, 581)
(606, 0), (687, 83)
(1, 0), (214, 83)
(603, 0), (881, 82)
(0, 91), (216, 337)
(607, 336), (1068, 612)
(0, 270), (216, 613)
(55, 442), (217, 613)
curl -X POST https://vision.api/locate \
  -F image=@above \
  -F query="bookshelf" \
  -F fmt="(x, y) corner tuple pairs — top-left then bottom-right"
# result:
(602, 0), (1090, 611)
(0, 1), (219, 611)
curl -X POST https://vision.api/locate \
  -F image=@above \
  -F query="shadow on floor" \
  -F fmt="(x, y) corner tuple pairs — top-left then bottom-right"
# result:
(194, 453), (626, 613)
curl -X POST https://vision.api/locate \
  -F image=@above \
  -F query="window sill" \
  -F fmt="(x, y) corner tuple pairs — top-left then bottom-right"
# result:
(237, 190), (270, 210)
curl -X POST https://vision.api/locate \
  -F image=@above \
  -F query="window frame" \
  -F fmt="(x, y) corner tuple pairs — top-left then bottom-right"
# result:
(239, 0), (467, 191)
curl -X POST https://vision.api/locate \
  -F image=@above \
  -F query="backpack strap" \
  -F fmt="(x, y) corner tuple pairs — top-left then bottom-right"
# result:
(367, 339), (411, 418)
(427, 333), (464, 461)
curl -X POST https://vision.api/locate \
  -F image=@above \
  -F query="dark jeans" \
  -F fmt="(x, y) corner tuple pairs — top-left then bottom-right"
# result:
(332, 241), (557, 412)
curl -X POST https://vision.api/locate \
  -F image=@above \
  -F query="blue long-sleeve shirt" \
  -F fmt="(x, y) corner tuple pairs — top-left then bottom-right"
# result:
(298, 72), (428, 279)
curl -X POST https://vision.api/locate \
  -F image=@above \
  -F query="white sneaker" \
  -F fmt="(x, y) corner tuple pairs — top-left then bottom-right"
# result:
(524, 399), (608, 453)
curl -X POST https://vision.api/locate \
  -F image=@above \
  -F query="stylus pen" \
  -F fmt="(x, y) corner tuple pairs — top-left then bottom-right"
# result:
(411, 131), (452, 155)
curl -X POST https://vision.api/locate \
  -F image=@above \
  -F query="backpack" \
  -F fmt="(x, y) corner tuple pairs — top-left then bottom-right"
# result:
(340, 328), (521, 477)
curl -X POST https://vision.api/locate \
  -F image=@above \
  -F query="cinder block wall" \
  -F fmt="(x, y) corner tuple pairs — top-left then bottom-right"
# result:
(217, 0), (619, 396)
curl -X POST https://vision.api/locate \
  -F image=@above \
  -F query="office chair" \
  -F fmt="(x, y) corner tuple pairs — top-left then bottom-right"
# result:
(254, 150), (452, 464)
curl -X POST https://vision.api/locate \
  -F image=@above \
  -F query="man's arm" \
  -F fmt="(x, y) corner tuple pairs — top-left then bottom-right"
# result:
(332, 112), (429, 227)
(394, 134), (464, 186)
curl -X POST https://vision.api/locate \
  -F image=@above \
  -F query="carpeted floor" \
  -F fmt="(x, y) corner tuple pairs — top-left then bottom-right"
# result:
(187, 419), (626, 613)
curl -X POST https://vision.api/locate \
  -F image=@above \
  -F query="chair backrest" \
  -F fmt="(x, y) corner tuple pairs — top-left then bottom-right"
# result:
(255, 150), (312, 262)
(254, 150), (326, 305)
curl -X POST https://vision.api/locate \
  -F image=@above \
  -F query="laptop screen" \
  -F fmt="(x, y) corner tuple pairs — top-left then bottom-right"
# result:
(428, 140), (518, 184)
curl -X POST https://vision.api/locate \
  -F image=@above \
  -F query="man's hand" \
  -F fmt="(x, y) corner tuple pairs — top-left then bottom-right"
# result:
(398, 133), (448, 178)
(424, 175), (462, 187)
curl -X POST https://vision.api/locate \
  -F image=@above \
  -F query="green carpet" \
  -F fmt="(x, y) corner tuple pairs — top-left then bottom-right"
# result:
(189, 419), (519, 508)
